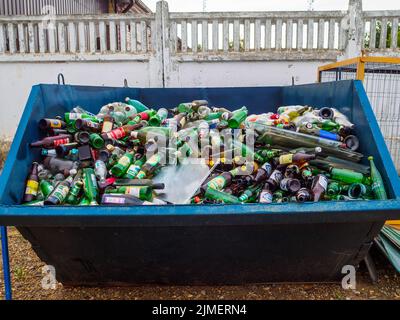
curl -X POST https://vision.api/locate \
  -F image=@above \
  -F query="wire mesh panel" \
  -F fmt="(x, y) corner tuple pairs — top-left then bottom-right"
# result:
(320, 64), (358, 82)
(364, 62), (400, 172)
(320, 59), (400, 173)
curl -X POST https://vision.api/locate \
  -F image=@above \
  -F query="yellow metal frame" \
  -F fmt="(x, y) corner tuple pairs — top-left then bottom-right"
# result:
(318, 56), (400, 226)
(317, 56), (400, 83)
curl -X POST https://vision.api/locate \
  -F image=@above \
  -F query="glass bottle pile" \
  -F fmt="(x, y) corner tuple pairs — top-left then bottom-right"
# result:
(21, 100), (388, 206)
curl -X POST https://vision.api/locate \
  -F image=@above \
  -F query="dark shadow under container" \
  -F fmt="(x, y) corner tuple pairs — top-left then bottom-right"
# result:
(0, 80), (399, 285)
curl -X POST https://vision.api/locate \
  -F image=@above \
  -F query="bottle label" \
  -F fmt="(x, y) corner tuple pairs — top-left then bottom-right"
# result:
(108, 127), (126, 140)
(90, 174), (97, 188)
(68, 113), (82, 120)
(102, 121), (113, 133)
(126, 165), (140, 178)
(126, 187), (141, 197)
(270, 170), (283, 184)
(259, 191), (273, 203)
(52, 185), (69, 202)
(119, 155), (131, 167)
(104, 196), (126, 204)
(280, 178), (289, 191)
(317, 176), (328, 190)
(147, 154), (161, 167)
(53, 138), (70, 147)
(279, 154), (293, 165)
(50, 120), (62, 128)
(25, 180), (39, 196)
(208, 176), (226, 190)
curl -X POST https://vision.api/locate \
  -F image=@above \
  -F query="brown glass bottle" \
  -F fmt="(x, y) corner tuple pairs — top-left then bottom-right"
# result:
(265, 169), (284, 192)
(295, 188), (312, 202)
(311, 174), (329, 202)
(30, 134), (73, 148)
(74, 119), (101, 132)
(278, 153), (316, 165)
(23, 162), (39, 203)
(39, 118), (66, 130)
(254, 162), (273, 184)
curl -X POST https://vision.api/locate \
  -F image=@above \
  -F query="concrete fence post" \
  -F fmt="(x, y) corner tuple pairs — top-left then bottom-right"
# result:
(343, 0), (363, 59)
(149, 1), (167, 87)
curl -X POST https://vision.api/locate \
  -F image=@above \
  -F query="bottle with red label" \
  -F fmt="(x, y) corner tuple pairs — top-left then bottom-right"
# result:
(30, 134), (73, 148)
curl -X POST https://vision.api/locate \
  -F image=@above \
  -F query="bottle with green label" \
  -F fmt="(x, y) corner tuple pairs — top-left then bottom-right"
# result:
(44, 176), (73, 205)
(124, 157), (146, 179)
(368, 156), (387, 200)
(110, 151), (134, 177)
(83, 168), (99, 203)
(65, 180), (83, 205)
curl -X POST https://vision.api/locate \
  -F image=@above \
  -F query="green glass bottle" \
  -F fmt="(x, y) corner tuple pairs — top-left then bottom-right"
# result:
(110, 151), (134, 177)
(106, 186), (153, 201)
(329, 167), (370, 185)
(327, 181), (342, 196)
(238, 185), (262, 203)
(228, 107), (248, 129)
(65, 180), (83, 205)
(124, 157), (146, 179)
(204, 187), (241, 204)
(44, 176), (73, 205)
(78, 197), (91, 206)
(125, 98), (149, 113)
(64, 112), (98, 124)
(136, 153), (162, 179)
(368, 156), (388, 200)
(83, 168), (99, 203)
(40, 180), (54, 199)
(89, 133), (104, 149)
(347, 183), (369, 199)
(233, 140), (265, 163)
(148, 108), (168, 127)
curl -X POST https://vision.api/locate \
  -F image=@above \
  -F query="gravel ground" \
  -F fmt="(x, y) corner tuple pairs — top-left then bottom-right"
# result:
(0, 227), (399, 300)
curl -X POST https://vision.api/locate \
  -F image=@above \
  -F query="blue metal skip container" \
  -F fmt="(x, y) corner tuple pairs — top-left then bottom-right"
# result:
(1, 80), (400, 285)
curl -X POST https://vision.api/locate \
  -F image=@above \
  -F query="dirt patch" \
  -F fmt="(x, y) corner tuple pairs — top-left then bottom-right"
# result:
(0, 227), (399, 300)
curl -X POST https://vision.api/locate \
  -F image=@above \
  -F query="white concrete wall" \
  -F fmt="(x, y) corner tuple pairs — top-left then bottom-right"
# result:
(0, 61), (151, 136)
(166, 61), (328, 87)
